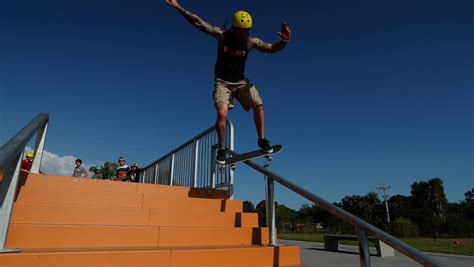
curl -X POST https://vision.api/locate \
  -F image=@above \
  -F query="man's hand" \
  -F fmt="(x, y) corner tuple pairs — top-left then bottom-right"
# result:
(165, 0), (181, 9)
(277, 22), (291, 42)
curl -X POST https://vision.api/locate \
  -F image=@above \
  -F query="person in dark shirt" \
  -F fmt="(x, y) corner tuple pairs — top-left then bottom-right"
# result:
(128, 163), (141, 183)
(165, 0), (291, 164)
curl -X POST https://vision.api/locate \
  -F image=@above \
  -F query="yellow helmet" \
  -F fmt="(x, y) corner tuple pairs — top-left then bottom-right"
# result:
(26, 152), (33, 158)
(233, 11), (252, 29)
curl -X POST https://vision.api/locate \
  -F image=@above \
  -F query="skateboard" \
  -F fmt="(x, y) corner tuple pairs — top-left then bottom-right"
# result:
(221, 145), (283, 166)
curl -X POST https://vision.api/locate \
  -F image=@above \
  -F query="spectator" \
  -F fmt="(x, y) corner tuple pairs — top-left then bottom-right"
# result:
(116, 157), (130, 181)
(72, 159), (89, 178)
(91, 165), (103, 179)
(20, 152), (34, 172)
(128, 163), (141, 183)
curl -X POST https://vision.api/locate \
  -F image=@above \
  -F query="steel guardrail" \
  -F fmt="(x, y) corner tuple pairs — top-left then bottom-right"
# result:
(0, 113), (49, 172)
(227, 148), (443, 267)
(140, 120), (234, 195)
(0, 113), (49, 253)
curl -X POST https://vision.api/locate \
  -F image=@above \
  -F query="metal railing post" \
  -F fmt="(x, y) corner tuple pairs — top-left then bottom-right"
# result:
(357, 228), (371, 267)
(30, 122), (48, 174)
(169, 153), (175, 186)
(264, 172), (269, 227)
(211, 145), (217, 188)
(154, 163), (159, 184)
(264, 163), (277, 246)
(227, 120), (234, 199)
(193, 140), (199, 188)
(265, 171), (277, 246)
(0, 153), (23, 253)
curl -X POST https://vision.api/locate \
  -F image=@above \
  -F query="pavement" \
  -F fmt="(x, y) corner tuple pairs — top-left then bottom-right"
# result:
(279, 239), (474, 267)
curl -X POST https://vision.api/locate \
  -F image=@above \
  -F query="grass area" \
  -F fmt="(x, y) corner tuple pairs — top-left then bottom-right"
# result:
(401, 238), (474, 256)
(278, 233), (474, 256)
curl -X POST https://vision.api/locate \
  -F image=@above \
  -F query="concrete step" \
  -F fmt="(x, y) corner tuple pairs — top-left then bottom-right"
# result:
(20, 173), (229, 199)
(0, 245), (301, 267)
(15, 187), (242, 211)
(11, 203), (258, 227)
(6, 224), (269, 249)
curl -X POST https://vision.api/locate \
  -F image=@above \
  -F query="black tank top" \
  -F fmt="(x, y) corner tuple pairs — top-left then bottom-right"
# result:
(214, 30), (249, 82)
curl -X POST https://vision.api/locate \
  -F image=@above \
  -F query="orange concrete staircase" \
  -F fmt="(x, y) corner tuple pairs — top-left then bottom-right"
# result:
(0, 173), (302, 266)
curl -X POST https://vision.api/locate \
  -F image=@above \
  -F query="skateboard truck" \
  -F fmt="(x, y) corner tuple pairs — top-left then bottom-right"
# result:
(217, 145), (282, 173)
(226, 155), (272, 170)
(222, 145), (282, 167)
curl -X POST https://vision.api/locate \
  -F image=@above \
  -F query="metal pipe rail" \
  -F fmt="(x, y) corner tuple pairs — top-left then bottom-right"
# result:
(0, 113), (49, 253)
(226, 149), (443, 267)
(140, 120), (234, 196)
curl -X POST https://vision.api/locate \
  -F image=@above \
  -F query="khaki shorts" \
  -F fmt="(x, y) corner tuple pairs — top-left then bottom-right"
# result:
(213, 78), (263, 111)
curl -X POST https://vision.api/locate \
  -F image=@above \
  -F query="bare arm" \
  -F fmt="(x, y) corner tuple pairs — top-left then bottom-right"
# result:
(249, 38), (288, 54)
(165, 0), (223, 39)
(249, 22), (292, 54)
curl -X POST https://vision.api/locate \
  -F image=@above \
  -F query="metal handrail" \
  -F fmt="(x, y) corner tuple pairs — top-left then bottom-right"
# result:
(140, 120), (234, 196)
(0, 113), (49, 253)
(0, 113), (49, 170)
(227, 149), (443, 267)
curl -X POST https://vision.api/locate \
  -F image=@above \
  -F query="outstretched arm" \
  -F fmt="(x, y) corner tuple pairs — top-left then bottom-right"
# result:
(249, 22), (292, 53)
(165, 0), (223, 39)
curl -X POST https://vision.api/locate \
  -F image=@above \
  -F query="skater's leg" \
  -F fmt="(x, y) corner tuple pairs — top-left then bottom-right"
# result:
(215, 104), (228, 150)
(254, 104), (273, 153)
(253, 105), (264, 139)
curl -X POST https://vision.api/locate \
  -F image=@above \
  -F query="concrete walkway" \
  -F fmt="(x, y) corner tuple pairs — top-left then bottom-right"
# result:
(280, 239), (474, 267)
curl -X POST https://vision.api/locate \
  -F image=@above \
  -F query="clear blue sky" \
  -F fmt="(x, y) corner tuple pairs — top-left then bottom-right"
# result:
(1, 0), (472, 208)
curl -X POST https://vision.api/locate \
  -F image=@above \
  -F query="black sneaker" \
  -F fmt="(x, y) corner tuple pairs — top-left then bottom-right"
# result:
(258, 138), (273, 153)
(215, 149), (227, 165)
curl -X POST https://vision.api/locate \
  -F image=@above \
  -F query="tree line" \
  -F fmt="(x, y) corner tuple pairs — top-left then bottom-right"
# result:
(243, 177), (474, 240)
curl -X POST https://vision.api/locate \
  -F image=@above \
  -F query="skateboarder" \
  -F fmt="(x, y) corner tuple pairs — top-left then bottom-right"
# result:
(165, 0), (292, 164)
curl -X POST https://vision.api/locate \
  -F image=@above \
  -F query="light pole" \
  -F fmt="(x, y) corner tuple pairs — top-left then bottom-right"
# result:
(377, 184), (391, 223)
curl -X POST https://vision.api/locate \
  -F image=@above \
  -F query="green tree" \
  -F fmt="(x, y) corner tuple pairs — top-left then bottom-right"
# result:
(255, 200), (298, 230)
(102, 162), (118, 179)
(256, 200), (266, 226)
(339, 192), (385, 225)
(410, 177), (448, 240)
(298, 204), (328, 232)
(465, 189), (474, 221)
(388, 194), (412, 222)
(465, 189), (474, 204)
(243, 201), (256, 212)
(445, 202), (471, 236)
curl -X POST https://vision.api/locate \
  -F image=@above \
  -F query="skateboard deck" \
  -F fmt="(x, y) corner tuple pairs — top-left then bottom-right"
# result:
(222, 145), (283, 166)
